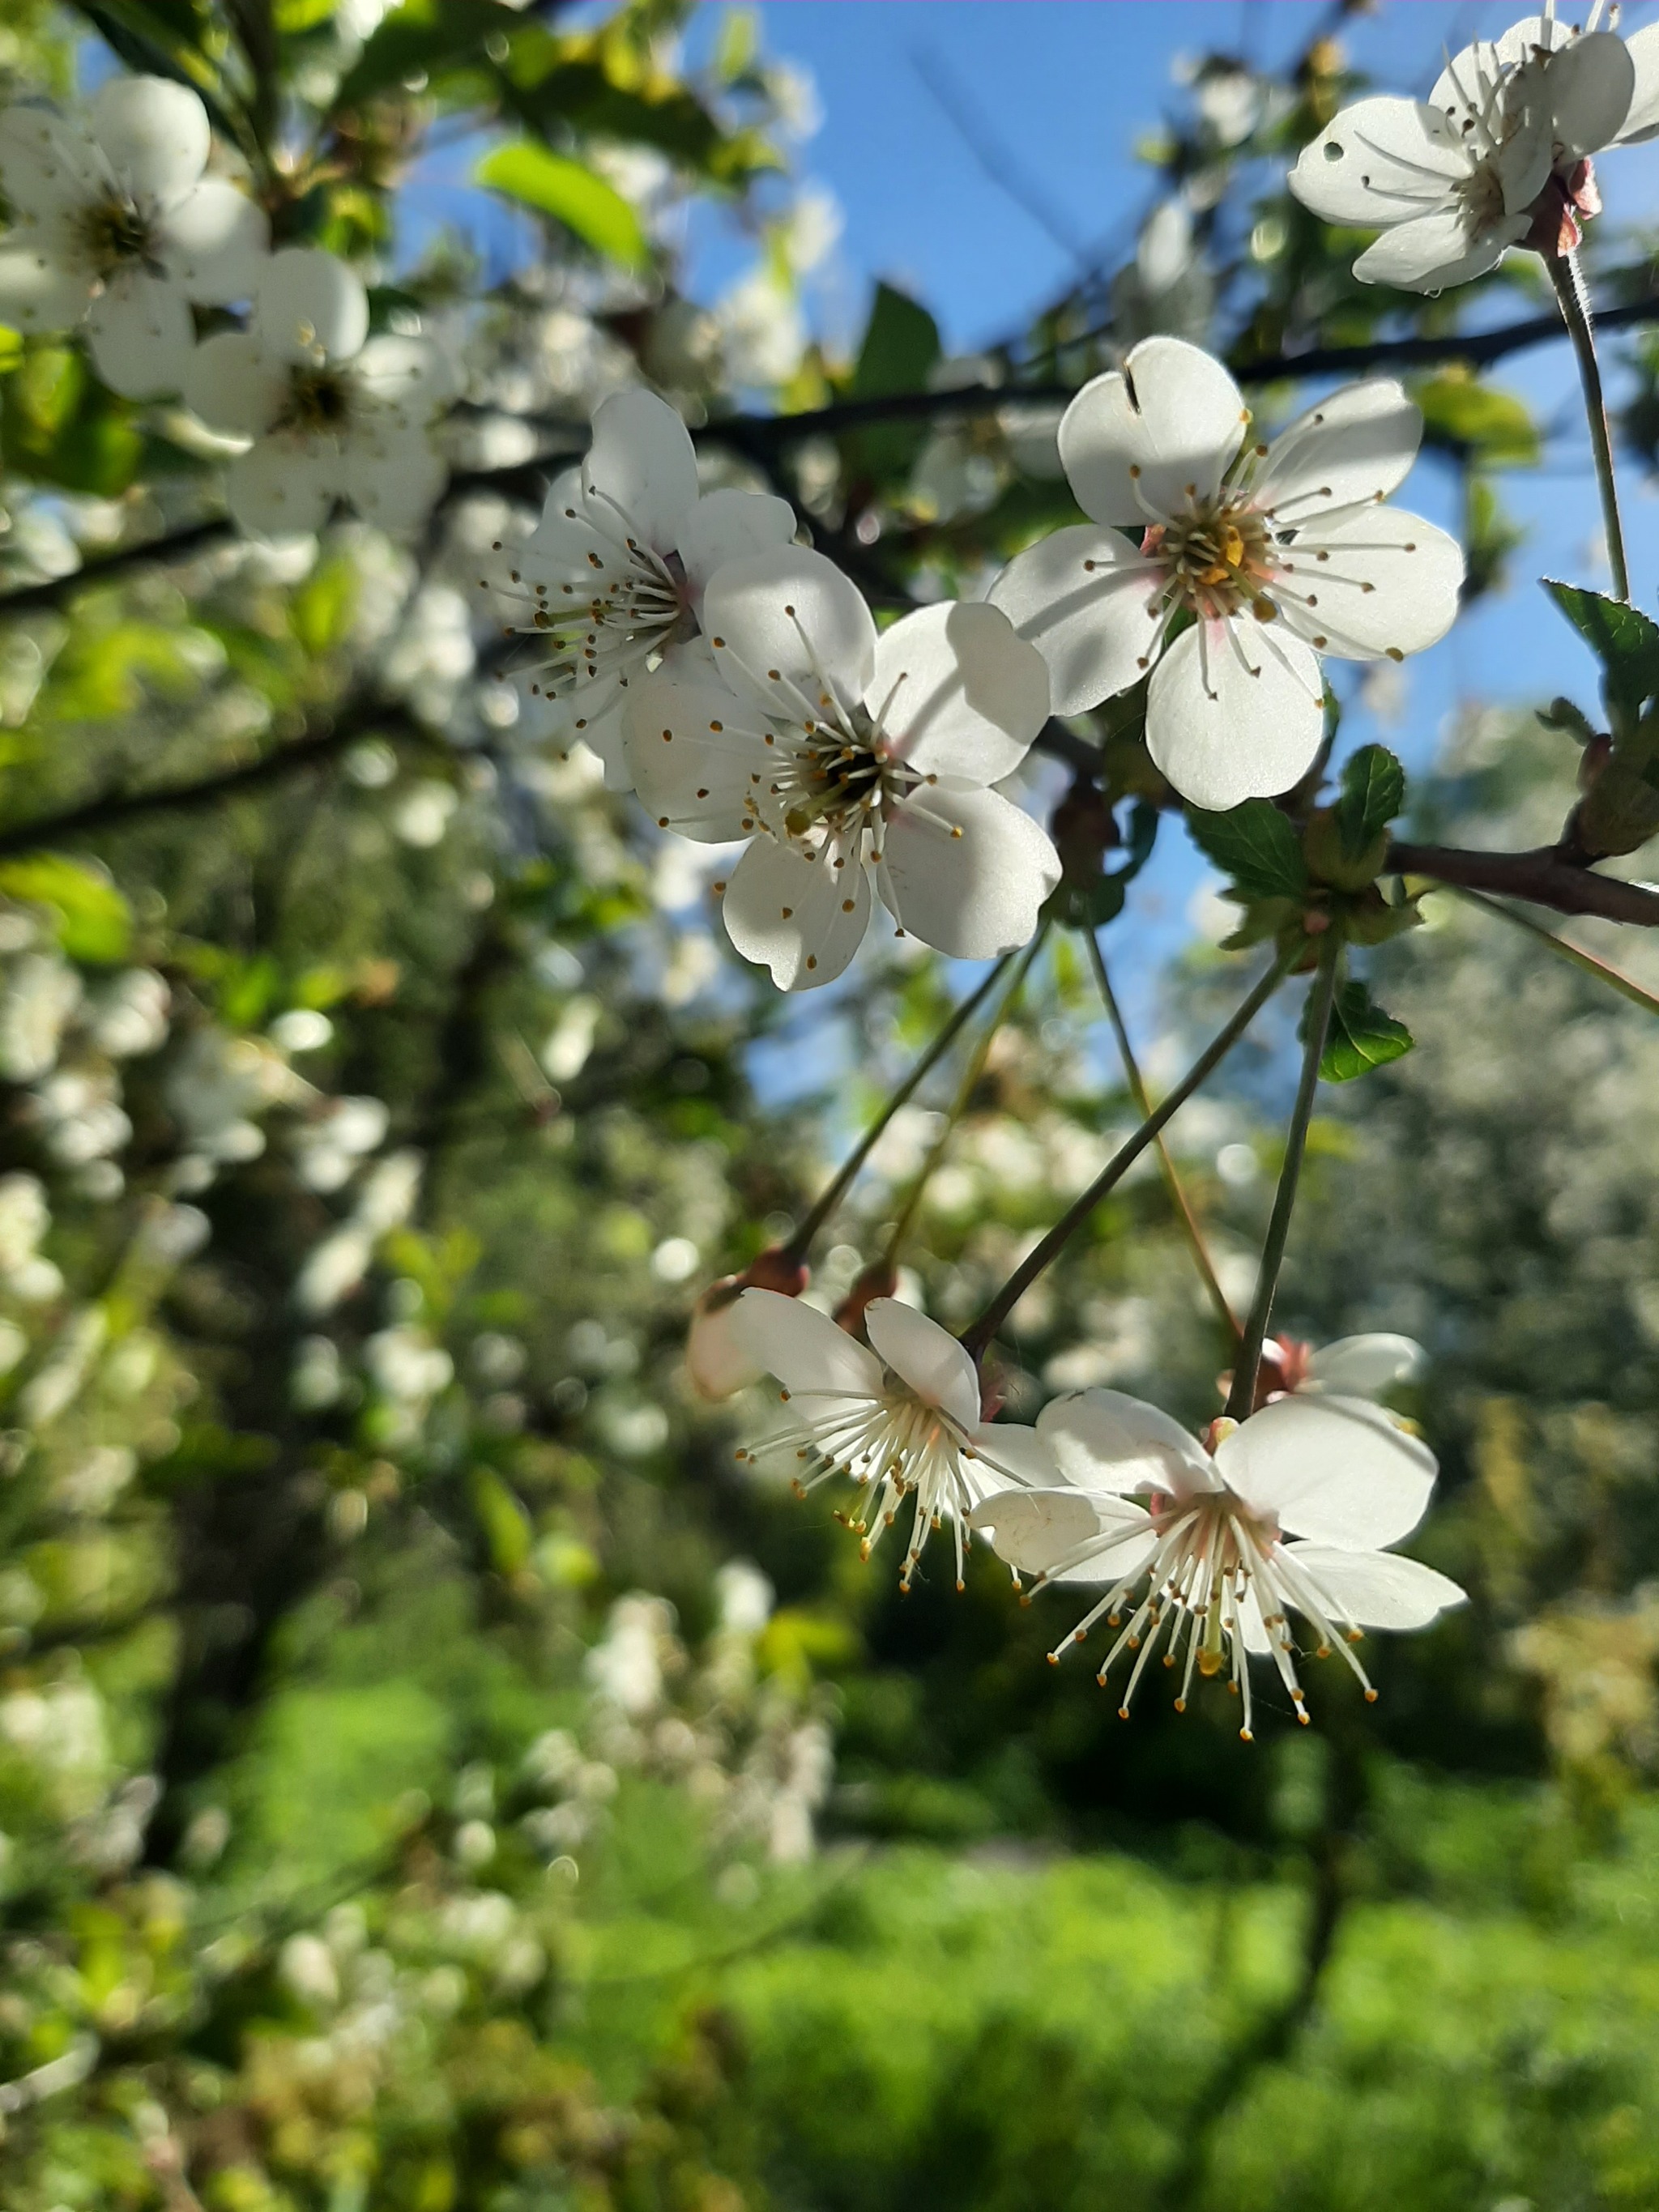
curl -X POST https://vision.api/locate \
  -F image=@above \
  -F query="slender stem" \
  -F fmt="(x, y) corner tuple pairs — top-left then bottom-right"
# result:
(782, 953), (1017, 1264)
(960, 948), (1296, 1362)
(1222, 935), (1341, 1422)
(1450, 884), (1659, 1018)
(1086, 931), (1240, 1342)
(881, 927), (1047, 1270)
(1549, 247), (1629, 605)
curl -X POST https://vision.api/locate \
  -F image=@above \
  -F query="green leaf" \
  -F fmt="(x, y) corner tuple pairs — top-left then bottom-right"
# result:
(475, 140), (649, 270)
(0, 855), (133, 964)
(471, 1468), (531, 1575)
(1307, 980), (1414, 1083)
(1334, 745), (1406, 858)
(1, 346), (143, 497)
(334, 0), (523, 107)
(851, 281), (940, 401)
(1544, 579), (1659, 714)
(1415, 372), (1540, 467)
(1186, 800), (1307, 901)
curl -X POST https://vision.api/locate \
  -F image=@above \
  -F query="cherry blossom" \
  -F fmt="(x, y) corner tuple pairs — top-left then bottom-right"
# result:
(493, 388), (796, 787)
(1290, 10), (1647, 290)
(625, 545), (1060, 989)
(970, 1387), (1465, 1739)
(184, 247), (453, 537)
(0, 77), (268, 399)
(988, 337), (1461, 810)
(732, 1289), (1056, 1589)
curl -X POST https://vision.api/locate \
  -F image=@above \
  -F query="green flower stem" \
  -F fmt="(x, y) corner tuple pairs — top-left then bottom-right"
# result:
(1087, 931), (1241, 1344)
(960, 947), (1297, 1362)
(1222, 931), (1341, 1423)
(1452, 884), (1659, 1019)
(782, 951), (1017, 1264)
(881, 927), (1048, 1272)
(1549, 247), (1630, 607)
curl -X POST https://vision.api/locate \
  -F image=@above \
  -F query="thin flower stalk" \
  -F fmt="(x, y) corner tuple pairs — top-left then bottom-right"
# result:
(961, 946), (1298, 1360)
(784, 952), (1017, 1264)
(1548, 246), (1630, 604)
(1086, 931), (1239, 1342)
(1223, 934), (1342, 1423)
(880, 926), (1048, 1273)
(1453, 884), (1659, 1018)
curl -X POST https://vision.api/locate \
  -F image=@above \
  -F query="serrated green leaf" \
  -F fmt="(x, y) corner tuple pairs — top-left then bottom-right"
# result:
(0, 855), (133, 965)
(1307, 979), (1413, 1082)
(1544, 579), (1659, 713)
(1335, 744), (1406, 857)
(1187, 800), (1307, 901)
(476, 140), (649, 270)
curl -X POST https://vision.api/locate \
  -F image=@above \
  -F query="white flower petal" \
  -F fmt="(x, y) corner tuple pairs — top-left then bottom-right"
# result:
(1616, 22), (1659, 142)
(184, 328), (287, 437)
(878, 783), (1059, 961)
(686, 1291), (763, 1400)
(721, 834), (871, 991)
(1275, 506), (1463, 663)
(158, 178), (268, 302)
(85, 268), (194, 399)
(967, 1421), (1061, 1490)
(582, 386), (699, 553)
(864, 1297), (981, 1429)
(1059, 338), (1248, 528)
(869, 601), (1048, 785)
(1145, 619), (1324, 809)
(89, 75), (209, 202)
(1288, 98), (1468, 227)
(0, 108), (103, 221)
(1256, 378), (1422, 516)
(0, 233), (90, 333)
(254, 245), (368, 364)
(1351, 207), (1515, 293)
(224, 436), (337, 539)
(352, 332), (454, 422)
(702, 544), (876, 727)
(1304, 1333), (1423, 1396)
(1282, 1542), (1466, 1629)
(676, 486), (797, 602)
(624, 659), (772, 842)
(1543, 32), (1635, 157)
(968, 1485), (1151, 1576)
(734, 1286), (883, 1397)
(1215, 1393), (1437, 1549)
(1036, 1387), (1218, 1496)
(341, 425), (446, 534)
(987, 526), (1162, 718)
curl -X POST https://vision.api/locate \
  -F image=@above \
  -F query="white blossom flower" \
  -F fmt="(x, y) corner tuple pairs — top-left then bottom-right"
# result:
(988, 338), (1461, 811)
(1290, 10), (1649, 291)
(184, 247), (453, 537)
(491, 387), (795, 788)
(1252, 1330), (1423, 1404)
(733, 1288), (1056, 1589)
(970, 1387), (1465, 1739)
(0, 76), (268, 398)
(625, 546), (1060, 989)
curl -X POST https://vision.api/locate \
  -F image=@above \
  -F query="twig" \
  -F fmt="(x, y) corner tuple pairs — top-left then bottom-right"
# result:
(1448, 884), (1659, 1016)
(0, 518), (237, 619)
(0, 703), (442, 858)
(1388, 841), (1659, 927)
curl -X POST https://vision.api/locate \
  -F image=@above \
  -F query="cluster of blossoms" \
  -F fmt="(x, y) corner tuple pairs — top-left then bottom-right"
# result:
(1291, 5), (1659, 289)
(0, 77), (453, 535)
(730, 1292), (1464, 1737)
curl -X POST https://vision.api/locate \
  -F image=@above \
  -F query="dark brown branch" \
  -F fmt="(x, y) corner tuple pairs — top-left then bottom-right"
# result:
(0, 518), (237, 619)
(1388, 841), (1659, 927)
(0, 701), (441, 858)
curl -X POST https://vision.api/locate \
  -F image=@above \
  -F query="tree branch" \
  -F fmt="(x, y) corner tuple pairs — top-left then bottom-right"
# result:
(0, 518), (237, 620)
(0, 702), (441, 857)
(1388, 841), (1659, 927)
